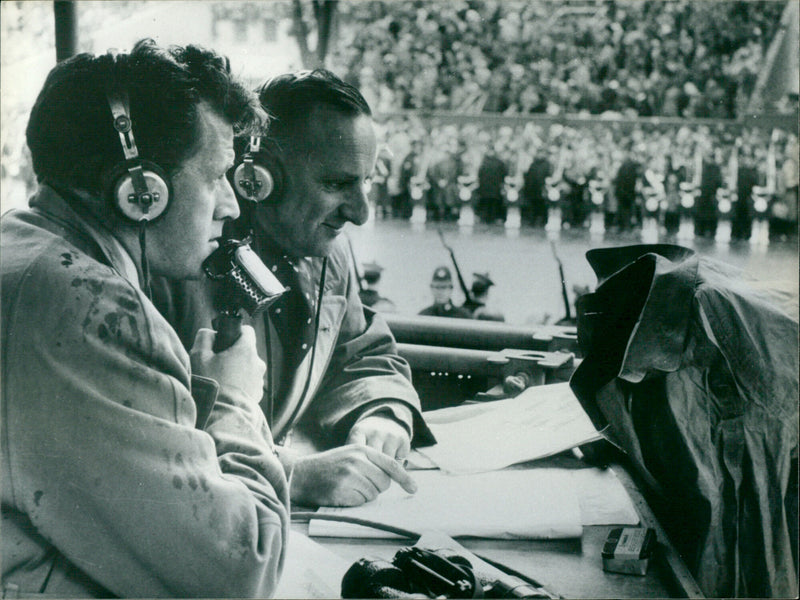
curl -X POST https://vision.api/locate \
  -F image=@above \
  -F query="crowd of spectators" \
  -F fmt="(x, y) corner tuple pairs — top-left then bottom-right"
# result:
(368, 116), (799, 241)
(332, 0), (787, 119)
(2, 0), (796, 233)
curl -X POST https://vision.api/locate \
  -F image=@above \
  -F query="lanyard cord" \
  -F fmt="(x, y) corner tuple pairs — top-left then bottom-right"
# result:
(265, 321), (274, 427)
(291, 511), (420, 539)
(282, 257), (327, 432)
(269, 256), (328, 439)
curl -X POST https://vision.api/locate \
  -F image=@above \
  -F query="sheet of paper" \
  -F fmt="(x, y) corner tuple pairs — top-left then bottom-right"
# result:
(308, 467), (639, 540)
(572, 467), (639, 526)
(273, 531), (351, 599)
(416, 382), (602, 474)
(309, 468), (585, 540)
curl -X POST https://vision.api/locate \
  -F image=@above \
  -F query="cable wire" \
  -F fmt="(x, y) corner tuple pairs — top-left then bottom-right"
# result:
(138, 219), (152, 300)
(292, 511), (421, 540)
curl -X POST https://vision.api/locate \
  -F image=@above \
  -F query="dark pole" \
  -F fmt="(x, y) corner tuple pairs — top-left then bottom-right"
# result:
(549, 240), (572, 322)
(54, 1), (78, 62)
(437, 227), (474, 304)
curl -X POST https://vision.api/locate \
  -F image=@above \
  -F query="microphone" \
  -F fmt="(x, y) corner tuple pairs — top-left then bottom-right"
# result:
(202, 237), (284, 352)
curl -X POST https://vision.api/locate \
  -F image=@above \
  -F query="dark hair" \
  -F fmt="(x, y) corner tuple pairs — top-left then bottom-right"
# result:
(255, 69), (371, 143)
(26, 38), (267, 196)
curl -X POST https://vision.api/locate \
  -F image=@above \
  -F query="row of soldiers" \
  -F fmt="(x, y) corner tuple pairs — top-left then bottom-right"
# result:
(358, 262), (505, 321)
(368, 124), (799, 240)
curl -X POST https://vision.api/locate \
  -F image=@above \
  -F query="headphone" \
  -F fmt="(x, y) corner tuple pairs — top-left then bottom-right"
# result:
(231, 135), (285, 203)
(103, 51), (171, 222)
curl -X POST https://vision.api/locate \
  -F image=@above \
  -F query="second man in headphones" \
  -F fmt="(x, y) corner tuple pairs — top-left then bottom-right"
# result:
(158, 69), (434, 507)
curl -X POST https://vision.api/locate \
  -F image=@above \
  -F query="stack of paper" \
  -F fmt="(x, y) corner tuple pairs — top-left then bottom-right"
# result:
(308, 466), (639, 539)
(309, 468), (582, 539)
(307, 383), (638, 541)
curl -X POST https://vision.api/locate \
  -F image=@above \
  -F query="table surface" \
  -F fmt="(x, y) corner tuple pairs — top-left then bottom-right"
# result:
(293, 464), (703, 599)
(285, 394), (704, 599)
(296, 525), (664, 598)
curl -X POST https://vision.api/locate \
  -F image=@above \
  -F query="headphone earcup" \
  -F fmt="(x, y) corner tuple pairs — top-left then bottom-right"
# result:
(231, 148), (285, 203)
(105, 158), (171, 222)
(232, 160), (275, 203)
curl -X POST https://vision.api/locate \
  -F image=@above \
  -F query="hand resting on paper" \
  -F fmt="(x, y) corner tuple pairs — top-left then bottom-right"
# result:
(290, 444), (417, 507)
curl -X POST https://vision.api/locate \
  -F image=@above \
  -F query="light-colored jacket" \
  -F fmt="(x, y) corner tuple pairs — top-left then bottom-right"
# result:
(1, 187), (289, 598)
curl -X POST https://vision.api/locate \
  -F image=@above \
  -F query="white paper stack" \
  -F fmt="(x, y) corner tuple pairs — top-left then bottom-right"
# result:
(309, 466), (638, 539)
(307, 384), (639, 541)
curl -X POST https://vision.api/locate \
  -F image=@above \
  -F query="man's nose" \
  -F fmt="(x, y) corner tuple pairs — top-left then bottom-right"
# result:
(340, 183), (369, 226)
(215, 179), (240, 221)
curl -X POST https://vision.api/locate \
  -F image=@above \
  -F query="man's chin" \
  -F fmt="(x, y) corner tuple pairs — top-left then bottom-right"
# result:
(298, 236), (336, 258)
(265, 232), (334, 258)
(312, 239), (336, 257)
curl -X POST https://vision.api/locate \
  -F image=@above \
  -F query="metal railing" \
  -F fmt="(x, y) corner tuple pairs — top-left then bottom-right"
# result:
(384, 313), (578, 354)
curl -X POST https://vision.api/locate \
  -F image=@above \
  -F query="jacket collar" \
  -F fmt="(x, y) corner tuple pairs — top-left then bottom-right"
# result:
(29, 185), (143, 289)
(580, 245), (698, 384)
(617, 251), (698, 382)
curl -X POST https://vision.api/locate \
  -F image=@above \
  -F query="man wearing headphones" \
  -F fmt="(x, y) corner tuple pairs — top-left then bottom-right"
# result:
(160, 70), (434, 508)
(1, 40), (289, 597)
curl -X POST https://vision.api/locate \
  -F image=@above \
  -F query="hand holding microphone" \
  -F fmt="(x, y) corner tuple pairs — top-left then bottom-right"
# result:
(190, 325), (266, 404)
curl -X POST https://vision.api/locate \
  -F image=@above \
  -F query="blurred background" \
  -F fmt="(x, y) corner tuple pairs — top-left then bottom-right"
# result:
(2, 0), (798, 324)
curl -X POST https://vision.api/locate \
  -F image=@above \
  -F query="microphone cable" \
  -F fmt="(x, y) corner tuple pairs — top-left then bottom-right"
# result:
(138, 219), (152, 301)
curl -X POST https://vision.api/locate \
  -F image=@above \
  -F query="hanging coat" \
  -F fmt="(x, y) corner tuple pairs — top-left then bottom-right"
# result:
(570, 244), (798, 598)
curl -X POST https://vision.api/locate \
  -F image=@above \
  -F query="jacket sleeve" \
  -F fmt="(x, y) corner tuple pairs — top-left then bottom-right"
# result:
(302, 245), (435, 447)
(695, 275), (799, 419)
(695, 281), (798, 596)
(3, 255), (288, 598)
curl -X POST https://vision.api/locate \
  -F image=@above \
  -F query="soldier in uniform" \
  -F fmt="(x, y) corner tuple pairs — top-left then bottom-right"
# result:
(613, 149), (640, 232)
(462, 272), (505, 321)
(418, 266), (472, 318)
(393, 139), (421, 219)
(359, 261), (396, 312)
(475, 147), (509, 224)
(521, 149), (552, 227)
(370, 146), (393, 220)
(695, 147), (724, 238)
